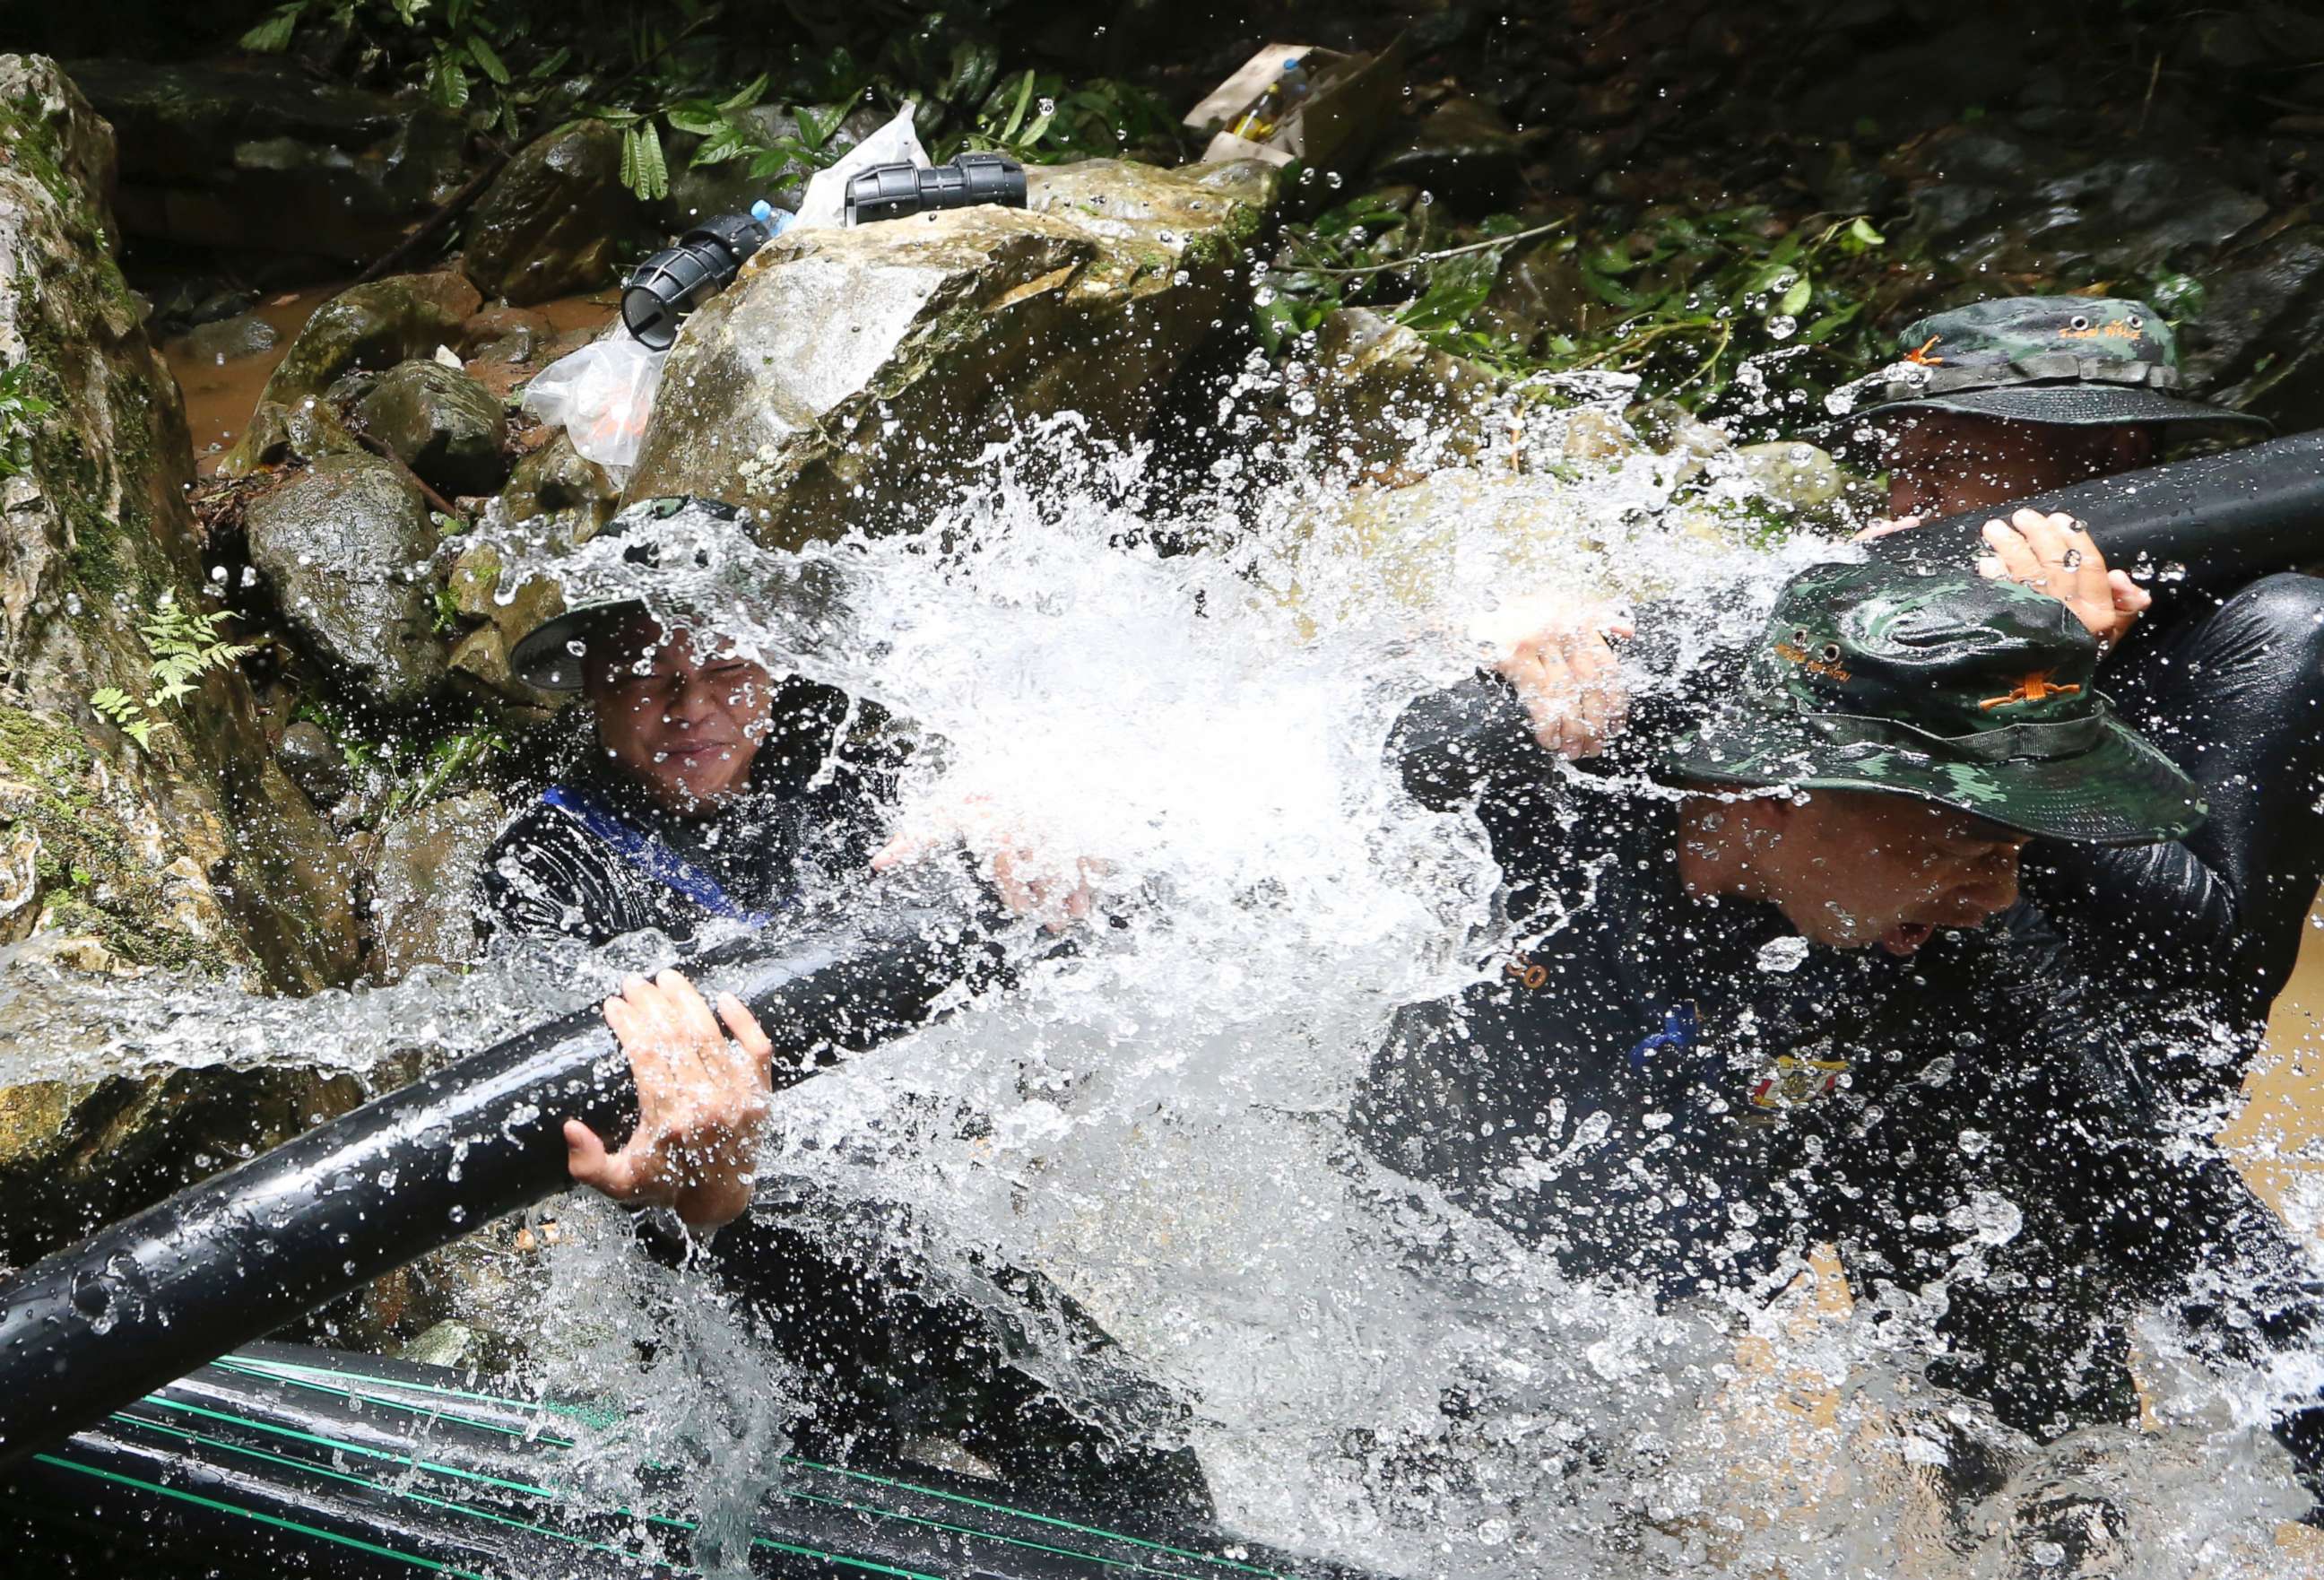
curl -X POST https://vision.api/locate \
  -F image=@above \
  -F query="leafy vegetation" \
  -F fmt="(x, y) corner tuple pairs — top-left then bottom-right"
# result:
(0, 361), (52, 482)
(238, 0), (1186, 204)
(91, 595), (259, 749)
(1264, 195), (1903, 427)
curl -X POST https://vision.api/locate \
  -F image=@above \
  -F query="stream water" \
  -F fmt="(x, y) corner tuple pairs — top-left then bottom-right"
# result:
(18, 341), (2324, 1576)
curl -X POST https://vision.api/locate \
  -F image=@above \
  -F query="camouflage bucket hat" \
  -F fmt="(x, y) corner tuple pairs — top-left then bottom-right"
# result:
(1663, 561), (2204, 846)
(508, 495), (749, 692)
(1826, 296), (2270, 442)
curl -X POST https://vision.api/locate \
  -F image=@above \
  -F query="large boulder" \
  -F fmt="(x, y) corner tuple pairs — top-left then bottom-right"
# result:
(64, 57), (466, 265)
(357, 359), (509, 498)
(244, 451), (447, 707)
(464, 120), (642, 306)
(0, 56), (359, 989)
(624, 158), (1279, 545)
(237, 271), (481, 420)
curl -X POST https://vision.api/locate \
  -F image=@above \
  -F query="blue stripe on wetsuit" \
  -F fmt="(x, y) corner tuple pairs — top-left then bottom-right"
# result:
(540, 784), (785, 927)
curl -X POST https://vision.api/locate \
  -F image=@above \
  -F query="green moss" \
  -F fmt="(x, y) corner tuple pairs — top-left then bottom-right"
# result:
(0, 92), (83, 224)
(0, 708), (235, 976)
(1178, 196), (1268, 274)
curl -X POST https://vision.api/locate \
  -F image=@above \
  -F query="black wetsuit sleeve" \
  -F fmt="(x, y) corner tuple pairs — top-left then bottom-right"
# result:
(478, 803), (660, 948)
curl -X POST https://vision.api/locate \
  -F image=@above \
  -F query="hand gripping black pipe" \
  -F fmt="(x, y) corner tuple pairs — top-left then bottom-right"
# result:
(1860, 427), (2324, 595)
(0, 889), (1014, 1472)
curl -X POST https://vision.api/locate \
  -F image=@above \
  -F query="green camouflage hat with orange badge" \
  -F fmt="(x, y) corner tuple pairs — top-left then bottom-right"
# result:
(1829, 295), (2269, 439)
(1664, 560), (2205, 846)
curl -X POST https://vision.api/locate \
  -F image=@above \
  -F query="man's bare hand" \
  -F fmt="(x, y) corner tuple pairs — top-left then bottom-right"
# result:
(871, 795), (1097, 933)
(1854, 508), (2148, 648)
(1472, 598), (1637, 759)
(1975, 508), (2149, 648)
(567, 969), (774, 1231)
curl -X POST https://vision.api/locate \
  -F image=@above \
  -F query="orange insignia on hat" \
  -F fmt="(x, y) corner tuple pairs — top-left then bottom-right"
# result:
(1903, 334), (1945, 366)
(1980, 669), (2082, 711)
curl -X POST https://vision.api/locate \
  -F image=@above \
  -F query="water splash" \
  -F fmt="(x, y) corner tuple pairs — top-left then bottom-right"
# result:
(18, 374), (2324, 1576)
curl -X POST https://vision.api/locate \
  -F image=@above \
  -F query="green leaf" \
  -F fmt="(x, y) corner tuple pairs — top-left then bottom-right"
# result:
(238, 4), (303, 53)
(1848, 217), (1886, 247)
(689, 122), (753, 166)
(467, 34), (510, 85)
(2147, 271), (2207, 319)
(1394, 245), (1509, 334)
(622, 122), (668, 201)
(794, 103), (840, 154)
(429, 54), (470, 111)
(1777, 273), (1813, 317)
(1000, 68), (1036, 143)
(664, 106), (724, 137)
(718, 73), (770, 114)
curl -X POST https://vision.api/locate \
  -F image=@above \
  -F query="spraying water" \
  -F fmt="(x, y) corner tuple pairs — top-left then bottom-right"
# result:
(9, 379), (2320, 1577)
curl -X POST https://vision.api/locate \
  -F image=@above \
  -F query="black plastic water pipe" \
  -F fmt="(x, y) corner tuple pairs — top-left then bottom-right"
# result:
(0, 891), (1013, 1472)
(1860, 427), (2324, 593)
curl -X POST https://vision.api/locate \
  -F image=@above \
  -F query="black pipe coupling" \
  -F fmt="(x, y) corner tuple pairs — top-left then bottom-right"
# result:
(845, 152), (1028, 226)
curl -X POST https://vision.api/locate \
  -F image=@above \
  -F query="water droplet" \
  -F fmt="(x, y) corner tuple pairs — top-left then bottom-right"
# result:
(1756, 935), (1809, 973)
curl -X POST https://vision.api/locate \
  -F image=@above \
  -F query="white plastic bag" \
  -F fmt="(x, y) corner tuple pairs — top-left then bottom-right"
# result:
(521, 335), (667, 469)
(792, 102), (930, 230)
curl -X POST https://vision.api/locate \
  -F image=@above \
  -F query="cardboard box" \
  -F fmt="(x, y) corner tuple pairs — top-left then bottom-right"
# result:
(1184, 39), (1406, 171)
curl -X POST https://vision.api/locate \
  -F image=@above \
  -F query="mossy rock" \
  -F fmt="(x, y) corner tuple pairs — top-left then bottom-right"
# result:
(0, 55), (359, 990)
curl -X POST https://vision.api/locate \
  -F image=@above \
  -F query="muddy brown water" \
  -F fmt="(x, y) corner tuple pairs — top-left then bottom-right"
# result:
(161, 284), (620, 473)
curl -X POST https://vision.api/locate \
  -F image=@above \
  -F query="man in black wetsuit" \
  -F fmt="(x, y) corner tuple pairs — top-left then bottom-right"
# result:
(1836, 298), (2324, 1118)
(1357, 557), (2324, 1492)
(479, 496), (1204, 1522)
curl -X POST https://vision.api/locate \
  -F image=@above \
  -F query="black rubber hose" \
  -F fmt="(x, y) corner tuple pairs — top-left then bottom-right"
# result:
(0, 888), (1014, 1471)
(1860, 429), (2324, 595)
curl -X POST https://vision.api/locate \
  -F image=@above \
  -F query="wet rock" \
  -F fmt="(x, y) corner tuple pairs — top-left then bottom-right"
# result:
(496, 430), (619, 545)
(357, 360), (509, 498)
(231, 395), (367, 473)
(448, 536), (565, 668)
(1731, 440), (1848, 517)
(65, 57), (465, 264)
(179, 310), (279, 364)
(1897, 128), (2268, 281)
(627, 157), (1279, 543)
(0, 55), (359, 989)
(367, 789), (498, 980)
(226, 272), (484, 471)
(275, 718), (349, 808)
(244, 452), (447, 707)
(447, 624), (518, 697)
(0, 1055), (369, 1269)
(1296, 307), (1505, 472)
(2189, 223), (2324, 425)
(464, 120), (641, 307)
(1368, 96), (1534, 208)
